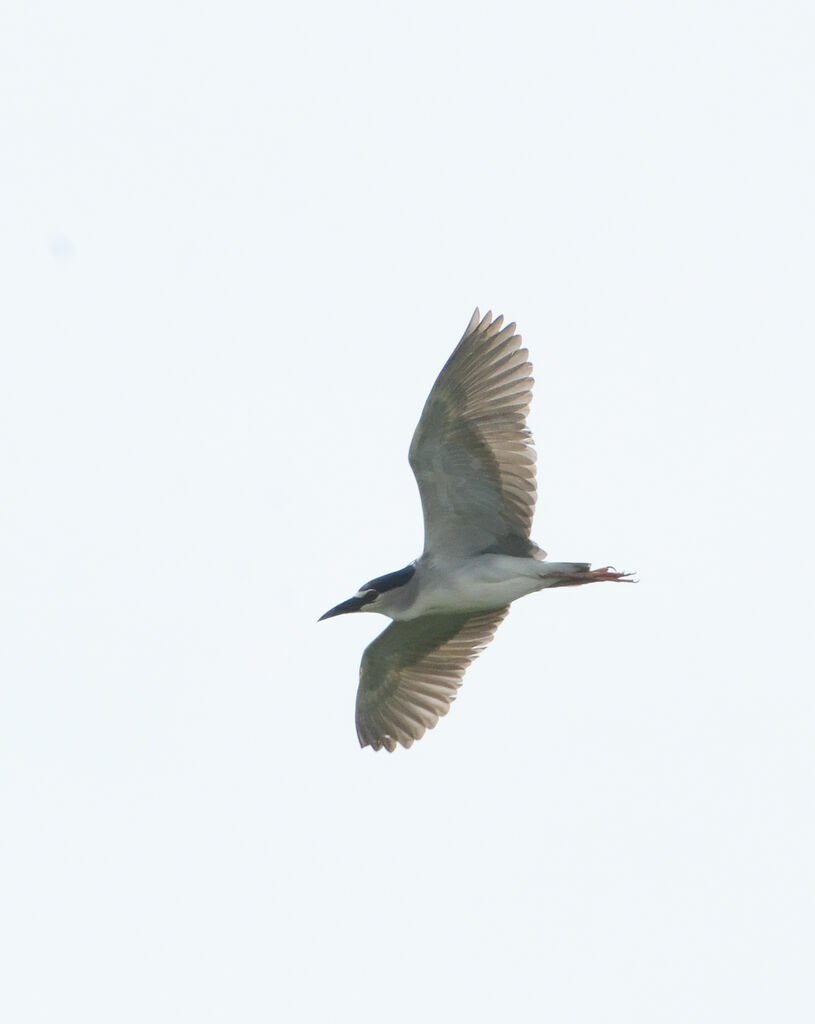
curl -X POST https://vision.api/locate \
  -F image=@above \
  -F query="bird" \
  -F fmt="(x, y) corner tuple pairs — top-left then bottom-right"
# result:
(319, 308), (633, 752)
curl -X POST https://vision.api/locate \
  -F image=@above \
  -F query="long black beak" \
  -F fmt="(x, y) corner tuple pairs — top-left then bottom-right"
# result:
(318, 595), (367, 621)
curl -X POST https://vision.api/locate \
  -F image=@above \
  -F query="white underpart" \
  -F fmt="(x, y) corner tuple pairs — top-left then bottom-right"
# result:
(393, 555), (575, 620)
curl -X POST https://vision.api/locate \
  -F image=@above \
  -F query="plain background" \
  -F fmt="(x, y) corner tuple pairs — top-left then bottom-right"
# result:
(2, 2), (813, 1021)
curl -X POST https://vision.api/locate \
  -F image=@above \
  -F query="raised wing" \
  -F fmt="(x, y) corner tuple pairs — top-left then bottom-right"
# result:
(409, 309), (538, 558)
(355, 607), (509, 752)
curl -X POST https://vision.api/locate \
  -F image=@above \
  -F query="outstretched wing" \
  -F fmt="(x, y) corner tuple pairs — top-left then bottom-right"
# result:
(355, 607), (510, 751)
(409, 309), (538, 558)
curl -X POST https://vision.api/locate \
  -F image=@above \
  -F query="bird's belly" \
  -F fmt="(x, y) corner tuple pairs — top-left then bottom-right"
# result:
(401, 556), (545, 619)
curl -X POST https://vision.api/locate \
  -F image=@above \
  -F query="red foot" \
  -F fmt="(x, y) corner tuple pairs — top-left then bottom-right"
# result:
(548, 566), (637, 588)
(589, 566), (637, 583)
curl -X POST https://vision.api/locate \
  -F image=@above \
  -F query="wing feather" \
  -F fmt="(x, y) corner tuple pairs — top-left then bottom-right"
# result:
(408, 309), (539, 557)
(355, 607), (510, 751)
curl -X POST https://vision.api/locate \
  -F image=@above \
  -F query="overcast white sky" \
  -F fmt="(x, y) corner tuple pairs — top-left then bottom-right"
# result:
(2, 2), (813, 1021)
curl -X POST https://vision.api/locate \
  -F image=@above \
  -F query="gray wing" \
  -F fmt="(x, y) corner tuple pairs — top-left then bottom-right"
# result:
(409, 309), (539, 558)
(356, 607), (510, 751)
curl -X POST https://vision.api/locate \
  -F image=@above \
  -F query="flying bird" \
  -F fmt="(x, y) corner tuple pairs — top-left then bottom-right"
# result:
(320, 309), (633, 751)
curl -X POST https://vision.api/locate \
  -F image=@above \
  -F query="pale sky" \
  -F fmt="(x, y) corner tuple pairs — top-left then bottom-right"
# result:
(2, 2), (813, 1021)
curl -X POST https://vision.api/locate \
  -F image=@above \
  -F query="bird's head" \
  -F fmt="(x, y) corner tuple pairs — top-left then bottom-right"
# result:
(318, 563), (416, 621)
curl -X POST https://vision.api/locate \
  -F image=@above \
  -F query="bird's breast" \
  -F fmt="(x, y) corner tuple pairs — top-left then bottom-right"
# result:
(400, 555), (546, 619)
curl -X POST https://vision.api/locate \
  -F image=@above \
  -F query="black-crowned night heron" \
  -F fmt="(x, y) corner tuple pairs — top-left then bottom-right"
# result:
(320, 309), (633, 751)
